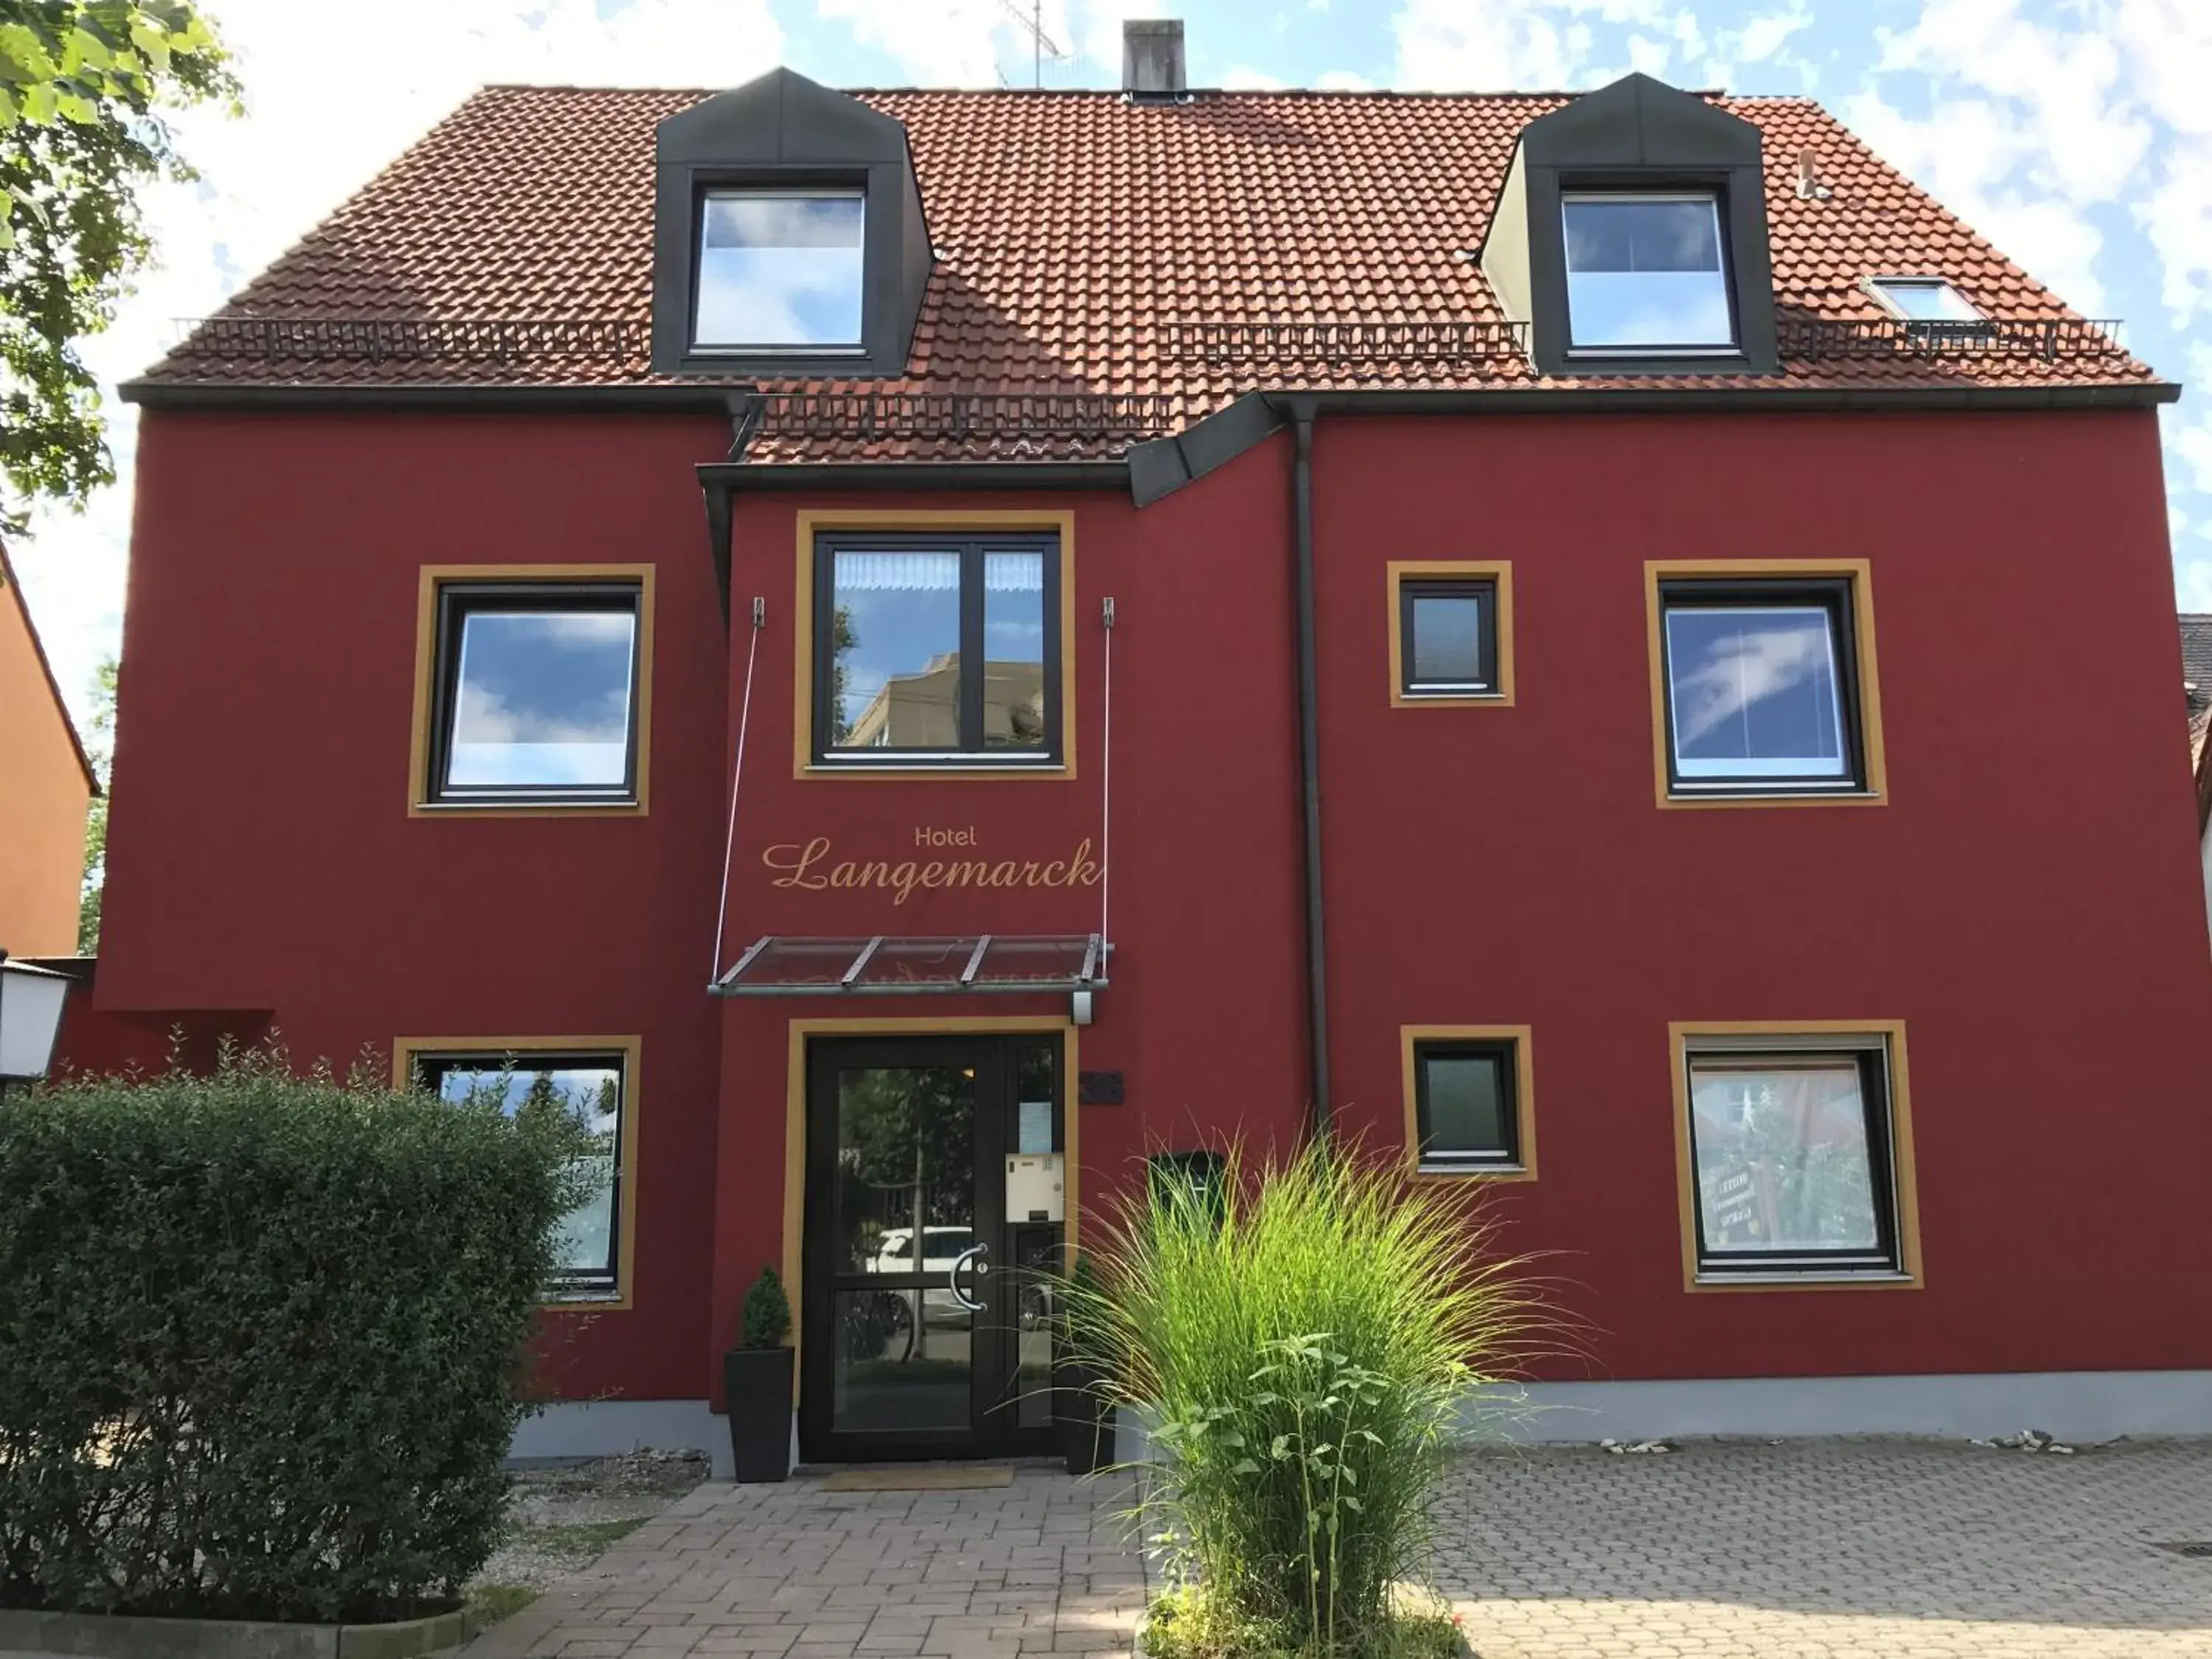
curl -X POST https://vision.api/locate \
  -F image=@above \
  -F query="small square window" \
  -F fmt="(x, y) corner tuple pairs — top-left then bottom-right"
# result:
(1562, 192), (1735, 353)
(1683, 1041), (1904, 1278)
(426, 582), (644, 806)
(694, 188), (865, 353)
(814, 534), (1062, 767)
(1868, 276), (1982, 324)
(1412, 1040), (1522, 1171)
(1658, 578), (1866, 794)
(1399, 580), (1498, 698)
(412, 1049), (629, 1298)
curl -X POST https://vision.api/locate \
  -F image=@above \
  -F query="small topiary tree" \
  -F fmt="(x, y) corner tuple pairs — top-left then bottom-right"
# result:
(741, 1265), (792, 1350)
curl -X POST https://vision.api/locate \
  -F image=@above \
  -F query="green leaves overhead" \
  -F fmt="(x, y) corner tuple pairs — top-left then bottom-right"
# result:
(1, 1), (237, 533)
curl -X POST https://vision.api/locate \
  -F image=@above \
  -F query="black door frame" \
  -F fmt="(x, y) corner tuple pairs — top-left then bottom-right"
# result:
(799, 1032), (1065, 1464)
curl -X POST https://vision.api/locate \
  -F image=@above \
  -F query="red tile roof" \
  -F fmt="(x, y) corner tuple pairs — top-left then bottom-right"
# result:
(136, 86), (2166, 461)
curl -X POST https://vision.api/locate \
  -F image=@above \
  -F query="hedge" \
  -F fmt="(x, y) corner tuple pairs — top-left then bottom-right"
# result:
(0, 1048), (594, 1623)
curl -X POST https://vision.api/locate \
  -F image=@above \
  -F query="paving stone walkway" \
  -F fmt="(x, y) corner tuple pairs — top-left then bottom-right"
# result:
(465, 1439), (2212, 1659)
(463, 1467), (1146, 1659)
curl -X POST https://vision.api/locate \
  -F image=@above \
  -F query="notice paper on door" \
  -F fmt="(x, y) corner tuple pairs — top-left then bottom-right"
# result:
(1018, 1099), (1054, 1155)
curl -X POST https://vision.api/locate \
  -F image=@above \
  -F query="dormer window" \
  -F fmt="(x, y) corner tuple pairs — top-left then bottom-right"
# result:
(695, 188), (866, 354)
(651, 69), (933, 379)
(1867, 276), (1980, 324)
(1562, 192), (1734, 354)
(1481, 73), (1779, 378)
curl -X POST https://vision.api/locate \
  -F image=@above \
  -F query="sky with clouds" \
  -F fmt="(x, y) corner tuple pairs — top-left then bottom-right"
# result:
(11, 0), (2212, 734)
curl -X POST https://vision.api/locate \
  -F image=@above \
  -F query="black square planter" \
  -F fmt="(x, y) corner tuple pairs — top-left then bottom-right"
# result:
(723, 1347), (794, 1483)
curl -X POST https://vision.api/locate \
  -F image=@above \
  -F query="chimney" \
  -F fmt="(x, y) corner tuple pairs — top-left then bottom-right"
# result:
(1122, 19), (1186, 99)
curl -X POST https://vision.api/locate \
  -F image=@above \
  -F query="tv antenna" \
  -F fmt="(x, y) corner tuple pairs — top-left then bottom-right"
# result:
(998, 0), (1065, 88)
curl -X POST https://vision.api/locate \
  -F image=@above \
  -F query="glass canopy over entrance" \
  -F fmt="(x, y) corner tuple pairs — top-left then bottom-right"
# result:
(712, 935), (1107, 996)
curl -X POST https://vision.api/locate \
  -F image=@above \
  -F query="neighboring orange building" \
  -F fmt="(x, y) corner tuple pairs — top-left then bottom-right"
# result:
(0, 540), (97, 956)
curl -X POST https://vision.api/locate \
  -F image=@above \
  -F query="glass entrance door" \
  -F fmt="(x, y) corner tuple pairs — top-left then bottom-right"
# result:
(799, 1035), (1064, 1463)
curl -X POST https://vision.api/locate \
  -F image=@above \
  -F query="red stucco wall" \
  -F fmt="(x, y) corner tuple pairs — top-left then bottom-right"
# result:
(86, 403), (2212, 1407)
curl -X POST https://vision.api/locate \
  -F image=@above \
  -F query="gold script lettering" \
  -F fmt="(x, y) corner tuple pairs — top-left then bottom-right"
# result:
(763, 838), (832, 891)
(759, 836), (1105, 897)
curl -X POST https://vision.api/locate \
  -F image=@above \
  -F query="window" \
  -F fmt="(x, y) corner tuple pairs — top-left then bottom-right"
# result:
(421, 576), (647, 808)
(1402, 1026), (1536, 1178)
(1675, 1030), (1916, 1282)
(408, 1046), (633, 1300)
(1562, 192), (1735, 352)
(694, 188), (865, 353)
(812, 532), (1062, 767)
(1401, 580), (1496, 696)
(1868, 276), (1982, 325)
(1655, 574), (1871, 796)
(1387, 561), (1514, 707)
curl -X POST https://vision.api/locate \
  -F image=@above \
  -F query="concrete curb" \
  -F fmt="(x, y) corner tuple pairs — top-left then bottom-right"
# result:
(0, 1604), (473, 1658)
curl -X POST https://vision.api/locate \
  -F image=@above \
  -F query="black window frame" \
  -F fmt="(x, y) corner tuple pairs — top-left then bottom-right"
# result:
(1559, 186), (1741, 359)
(410, 1048), (628, 1299)
(1398, 577), (1500, 698)
(425, 580), (644, 807)
(811, 531), (1064, 769)
(1656, 576), (1866, 796)
(1683, 1043), (1903, 1279)
(1411, 1039), (1522, 1172)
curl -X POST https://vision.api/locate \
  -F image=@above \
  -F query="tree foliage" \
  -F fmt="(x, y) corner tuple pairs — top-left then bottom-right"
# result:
(74, 652), (111, 952)
(1, 2), (237, 532)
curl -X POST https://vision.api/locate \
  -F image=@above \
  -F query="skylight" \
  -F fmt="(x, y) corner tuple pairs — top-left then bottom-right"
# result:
(1868, 277), (1982, 324)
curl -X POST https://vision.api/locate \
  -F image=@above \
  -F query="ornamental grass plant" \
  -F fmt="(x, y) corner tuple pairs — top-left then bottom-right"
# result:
(1067, 1138), (1553, 1658)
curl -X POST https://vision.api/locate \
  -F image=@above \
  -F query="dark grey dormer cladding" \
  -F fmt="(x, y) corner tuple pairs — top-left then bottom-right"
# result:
(1482, 73), (1778, 378)
(650, 68), (932, 378)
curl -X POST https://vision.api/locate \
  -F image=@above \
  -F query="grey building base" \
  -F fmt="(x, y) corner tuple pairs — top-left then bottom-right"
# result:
(508, 1399), (720, 1467)
(1116, 1371), (2212, 1463)
(1492, 1370), (2212, 1444)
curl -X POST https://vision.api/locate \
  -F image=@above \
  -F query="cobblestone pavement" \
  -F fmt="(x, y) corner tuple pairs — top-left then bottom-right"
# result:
(1431, 1438), (2212, 1658)
(462, 1467), (1146, 1659)
(464, 1440), (2212, 1659)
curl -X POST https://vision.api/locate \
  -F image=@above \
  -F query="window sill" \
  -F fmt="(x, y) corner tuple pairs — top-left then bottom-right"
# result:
(542, 1285), (628, 1310)
(801, 759), (1072, 782)
(1412, 1161), (1533, 1182)
(1661, 787), (1884, 810)
(1392, 689), (1513, 709)
(1691, 1268), (1916, 1291)
(411, 797), (644, 818)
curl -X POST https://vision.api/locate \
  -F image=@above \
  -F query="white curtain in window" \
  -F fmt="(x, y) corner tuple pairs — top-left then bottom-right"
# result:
(835, 552), (961, 592)
(984, 552), (1044, 594)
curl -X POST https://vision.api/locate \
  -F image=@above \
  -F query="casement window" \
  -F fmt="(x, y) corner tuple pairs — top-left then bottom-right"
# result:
(1402, 1026), (1536, 1178)
(812, 532), (1062, 768)
(1677, 1031), (1915, 1282)
(1562, 192), (1735, 354)
(693, 187), (866, 354)
(1386, 561), (1514, 706)
(1654, 573), (1876, 798)
(420, 574), (648, 809)
(407, 1046), (634, 1301)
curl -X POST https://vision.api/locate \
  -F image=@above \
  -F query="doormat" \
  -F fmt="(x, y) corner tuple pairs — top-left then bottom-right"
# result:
(821, 1467), (1015, 1492)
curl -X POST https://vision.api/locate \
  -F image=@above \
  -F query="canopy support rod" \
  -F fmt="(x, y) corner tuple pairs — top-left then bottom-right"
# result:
(709, 597), (767, 987)
(841, 936), (886, 987)
(959, 936), (992, 984)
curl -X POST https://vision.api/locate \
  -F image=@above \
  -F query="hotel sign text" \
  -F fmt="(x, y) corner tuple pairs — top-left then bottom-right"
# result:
(763, 827), (1102, 907)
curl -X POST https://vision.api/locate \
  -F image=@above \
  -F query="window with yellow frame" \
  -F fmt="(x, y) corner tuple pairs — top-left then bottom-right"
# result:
(394, 1034), (642, 1308)
(1644, 560), (1885, 807)
(1400, 1025), (1536, 1180)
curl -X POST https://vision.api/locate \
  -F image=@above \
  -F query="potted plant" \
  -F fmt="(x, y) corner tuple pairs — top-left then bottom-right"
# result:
(1056, 1252), (1116, 1475)
(723, 1266), (793, 1483)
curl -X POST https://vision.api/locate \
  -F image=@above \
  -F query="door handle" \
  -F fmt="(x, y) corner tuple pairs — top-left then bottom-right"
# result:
(948, 1242), (989, 1312)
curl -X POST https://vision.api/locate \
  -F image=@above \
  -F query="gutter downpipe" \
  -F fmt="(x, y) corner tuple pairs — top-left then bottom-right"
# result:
(1287, 397), (1332, 1142)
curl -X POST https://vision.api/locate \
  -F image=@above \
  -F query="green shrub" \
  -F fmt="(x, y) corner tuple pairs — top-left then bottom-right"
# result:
(741, 1266), (792, 1350)
(1068, 1137), (1549, 1655)
(0, 1047), (595, 1623)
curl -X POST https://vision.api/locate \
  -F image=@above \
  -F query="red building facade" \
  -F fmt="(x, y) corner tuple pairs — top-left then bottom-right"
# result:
(85, 49), (2212, 1467)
